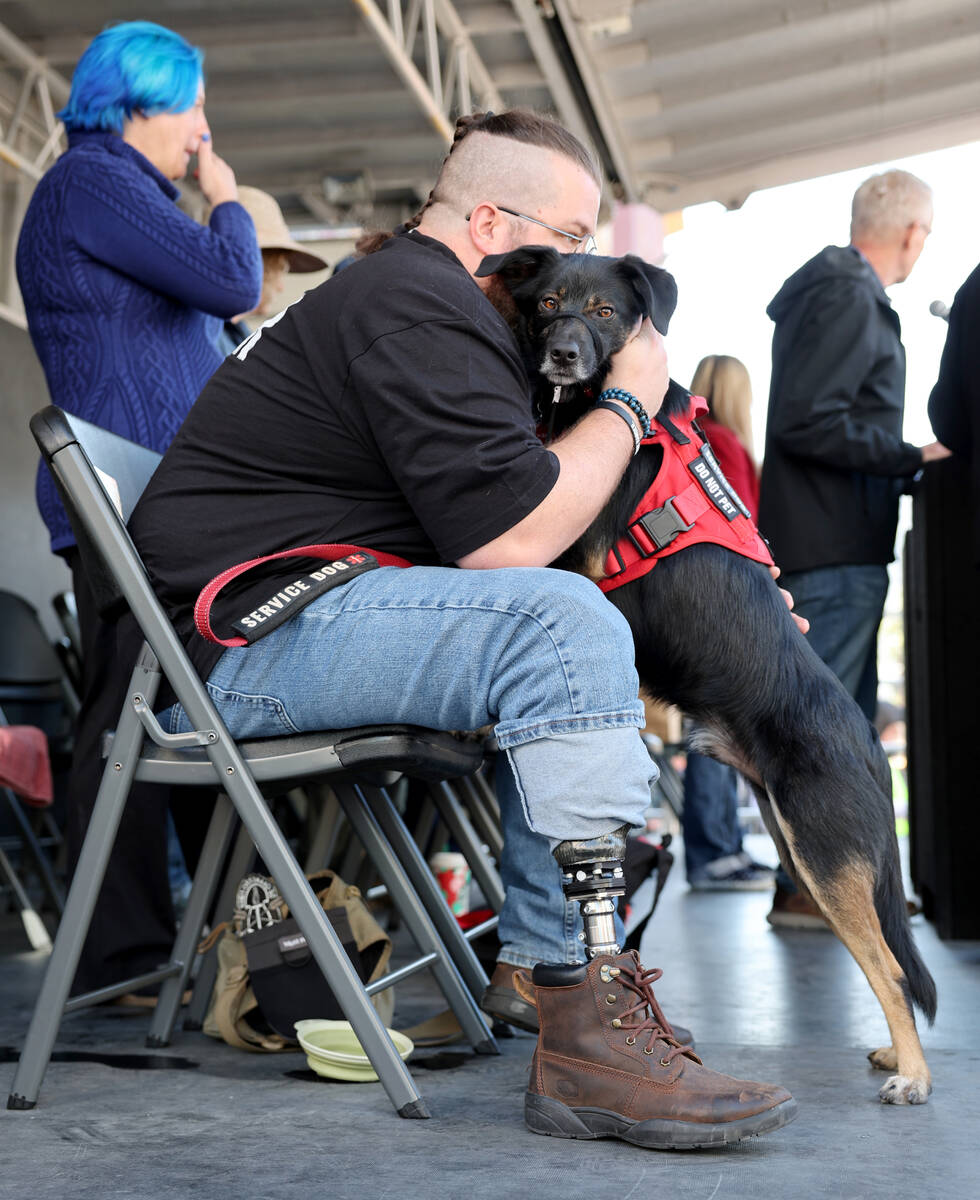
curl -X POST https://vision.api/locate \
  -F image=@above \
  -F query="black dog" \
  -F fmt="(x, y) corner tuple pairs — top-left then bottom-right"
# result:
(476, 245), (937, 1106)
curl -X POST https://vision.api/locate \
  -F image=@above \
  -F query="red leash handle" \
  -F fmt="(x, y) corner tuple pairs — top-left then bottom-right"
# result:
(194, 543), (412, 647)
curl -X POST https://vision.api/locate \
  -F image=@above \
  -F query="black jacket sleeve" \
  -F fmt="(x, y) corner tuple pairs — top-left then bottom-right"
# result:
(927, 264), (980, 457)
(769, 280), (923, 476)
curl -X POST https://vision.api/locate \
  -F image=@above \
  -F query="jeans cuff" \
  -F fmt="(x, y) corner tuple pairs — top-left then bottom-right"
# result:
(495, 948), (586, 970)
(493, 704), (646, 749)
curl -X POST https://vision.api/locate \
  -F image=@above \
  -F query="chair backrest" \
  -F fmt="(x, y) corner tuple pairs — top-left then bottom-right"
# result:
(0, 591), (64, 687)
(31, 409), (162, 622)
(57, 412), (163, 522)
(0, 589), (76, 745)
(29, 406), (215, 730)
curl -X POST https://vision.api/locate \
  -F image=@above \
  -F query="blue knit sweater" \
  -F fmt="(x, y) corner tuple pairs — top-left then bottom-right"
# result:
(16, 130), (262, 553)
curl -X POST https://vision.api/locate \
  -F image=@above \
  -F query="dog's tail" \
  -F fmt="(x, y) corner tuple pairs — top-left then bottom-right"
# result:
(875, 854), (937, 1024)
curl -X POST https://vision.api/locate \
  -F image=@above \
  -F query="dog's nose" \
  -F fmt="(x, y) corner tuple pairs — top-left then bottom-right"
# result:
(549, 343), (579, 367)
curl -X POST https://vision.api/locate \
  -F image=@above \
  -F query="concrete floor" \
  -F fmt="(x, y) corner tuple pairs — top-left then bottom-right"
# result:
(1, 840), (978, 1200)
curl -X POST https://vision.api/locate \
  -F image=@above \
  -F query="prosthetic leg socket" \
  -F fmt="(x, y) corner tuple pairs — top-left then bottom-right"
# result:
(553, 825), (629, 959)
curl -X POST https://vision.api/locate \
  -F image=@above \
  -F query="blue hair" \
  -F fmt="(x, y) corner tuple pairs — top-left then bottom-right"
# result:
(58, 21), (204, 133)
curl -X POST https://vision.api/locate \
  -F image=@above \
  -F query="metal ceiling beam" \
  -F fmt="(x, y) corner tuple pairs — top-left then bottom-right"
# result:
(0, 22), (68, 328)
(34, 16), (366, 65)
(632, 33), (980, 147)
(643, 71), (980, 176)
(199, 78), (411, 108)
(350, 0), (503, 143)
(548, 0), (641, 200)
(643, 109), (980, 213)
(507, 0), (594, 144)
(216, 124), (439, 157)
(624, 0), (936, 61)
(610, 0), (980, 101)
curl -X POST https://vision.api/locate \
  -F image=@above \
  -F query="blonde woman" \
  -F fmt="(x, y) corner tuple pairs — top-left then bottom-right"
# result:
(684, 355), (773, 890)
(690, 354), (759, 518)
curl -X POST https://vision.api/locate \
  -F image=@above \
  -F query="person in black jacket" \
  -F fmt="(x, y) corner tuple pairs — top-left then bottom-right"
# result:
(758, 168), (950, 928)
(927, 261), (980, 563)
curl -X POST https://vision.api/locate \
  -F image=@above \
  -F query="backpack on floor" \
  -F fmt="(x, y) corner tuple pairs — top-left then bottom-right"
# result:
(198, 868), (394, 1052)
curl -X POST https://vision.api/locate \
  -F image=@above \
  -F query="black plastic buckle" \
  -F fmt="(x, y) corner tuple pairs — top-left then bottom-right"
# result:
(630, 496), (694, 552)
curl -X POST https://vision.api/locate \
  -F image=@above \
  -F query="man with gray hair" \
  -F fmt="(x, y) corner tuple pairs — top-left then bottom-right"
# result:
(759, 168), (950, 928)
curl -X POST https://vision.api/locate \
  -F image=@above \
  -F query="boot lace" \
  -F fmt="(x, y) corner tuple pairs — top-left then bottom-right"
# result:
(618, 962), (694, 1065)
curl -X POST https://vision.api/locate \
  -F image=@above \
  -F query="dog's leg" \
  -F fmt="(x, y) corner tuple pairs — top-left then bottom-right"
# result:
(743, 781), (801, 887)
(765, 792), (931, 1105)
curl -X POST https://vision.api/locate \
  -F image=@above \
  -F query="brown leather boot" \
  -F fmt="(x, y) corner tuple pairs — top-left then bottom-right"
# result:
(518, 951), (797, 1150)
(483, 961), (696, 1047)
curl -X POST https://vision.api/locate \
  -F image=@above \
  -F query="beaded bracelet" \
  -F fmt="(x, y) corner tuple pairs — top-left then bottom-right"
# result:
(595, 399), (641, 456)
(598, 387), (651, 438)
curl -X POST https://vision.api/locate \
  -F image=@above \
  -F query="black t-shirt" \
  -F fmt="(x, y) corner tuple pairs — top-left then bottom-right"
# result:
(129, 231), (559, 683)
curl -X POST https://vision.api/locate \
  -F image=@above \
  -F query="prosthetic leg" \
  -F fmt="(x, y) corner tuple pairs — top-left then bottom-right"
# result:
(518, 823), (798, 1148)
(552, 824), (629, 959)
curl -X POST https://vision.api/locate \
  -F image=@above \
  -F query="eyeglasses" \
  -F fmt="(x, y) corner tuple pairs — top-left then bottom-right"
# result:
(495, 205), (597, 254)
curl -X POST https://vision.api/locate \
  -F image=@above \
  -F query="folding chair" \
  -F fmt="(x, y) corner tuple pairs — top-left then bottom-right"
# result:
(0, 714), (54, 951)
(0, 590), (70, 921)
(8, 406), (498, 1118)
(51, 590), (83, 699)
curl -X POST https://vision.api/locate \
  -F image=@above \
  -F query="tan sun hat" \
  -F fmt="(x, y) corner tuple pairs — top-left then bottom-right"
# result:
(236, 186), (328, 274)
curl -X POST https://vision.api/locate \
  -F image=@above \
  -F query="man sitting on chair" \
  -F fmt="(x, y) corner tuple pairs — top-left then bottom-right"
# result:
(129, 109), (797, 1150)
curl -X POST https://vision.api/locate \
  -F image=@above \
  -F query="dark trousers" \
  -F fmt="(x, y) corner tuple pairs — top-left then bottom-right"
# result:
(773, 563), (889, 891)
(781, 564), (889, 723)
(681, 751), (743, 878)
(66, 550), (213, 994)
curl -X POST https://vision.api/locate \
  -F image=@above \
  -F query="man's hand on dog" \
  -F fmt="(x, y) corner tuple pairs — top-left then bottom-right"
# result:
(770, 565), (810, 634)
(603, 318), (669, 419)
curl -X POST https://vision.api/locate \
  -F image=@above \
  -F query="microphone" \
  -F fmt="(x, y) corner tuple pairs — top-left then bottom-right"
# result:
(929, 300), (950, 322)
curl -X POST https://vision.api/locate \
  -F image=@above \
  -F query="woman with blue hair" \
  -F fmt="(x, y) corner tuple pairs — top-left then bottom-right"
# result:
(16, 20), (261, 998)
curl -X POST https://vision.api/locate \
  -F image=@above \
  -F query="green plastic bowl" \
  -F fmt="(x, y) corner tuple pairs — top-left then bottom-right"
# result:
(294, 1019), (414, 1082)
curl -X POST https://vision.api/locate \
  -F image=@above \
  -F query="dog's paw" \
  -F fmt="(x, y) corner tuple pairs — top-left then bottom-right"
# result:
(868, 1046), (898, 1071)
(878, 1074), (931, 1105)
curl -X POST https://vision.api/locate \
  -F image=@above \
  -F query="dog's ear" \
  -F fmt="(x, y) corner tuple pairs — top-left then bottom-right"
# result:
(615, 255), (678, 335)
(474, 245), (562, 288)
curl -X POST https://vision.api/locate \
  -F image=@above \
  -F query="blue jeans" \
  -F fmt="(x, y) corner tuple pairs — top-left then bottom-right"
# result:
(162, 565), (655, 964)
(774, 564), (889, 890)
(681, 751), (742, 878)
(781, 564), (889, 723)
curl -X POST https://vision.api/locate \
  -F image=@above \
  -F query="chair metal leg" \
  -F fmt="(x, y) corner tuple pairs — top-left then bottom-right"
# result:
(0, 844), (51, 952)
(430, 781), (506, 913)
(2, 785), (65, 916)
(217, 769), (429, 1118)
(336, 784), (497, 1055)
(470, 765), (502, 824)
(146, 793), (238, 1047)
(7, 682), (150, 1110)
(41, 810), (64, 849)
(411, 793), (438, 857)
(455, 776), (504, 861)
(338, 828), (367, 886)
(183, 816), (254, 1032)
(359, 785), (492, 1000)
(303, 785), (342, 873)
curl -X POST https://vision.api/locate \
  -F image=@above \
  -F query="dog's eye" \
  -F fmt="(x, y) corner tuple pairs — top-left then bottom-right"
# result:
(597, 306), (615, 319)
(540, 296), (558, 311)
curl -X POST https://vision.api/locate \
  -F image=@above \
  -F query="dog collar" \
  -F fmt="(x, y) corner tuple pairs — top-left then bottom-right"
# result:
(598, 395), (774, 593)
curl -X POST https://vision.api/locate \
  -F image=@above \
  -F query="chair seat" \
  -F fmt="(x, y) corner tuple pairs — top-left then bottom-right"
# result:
(121, 723), (485, 789)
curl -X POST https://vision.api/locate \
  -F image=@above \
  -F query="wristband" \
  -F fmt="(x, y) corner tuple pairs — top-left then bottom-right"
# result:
(598, 387), (651, 438)
(595, 399), (641, 457)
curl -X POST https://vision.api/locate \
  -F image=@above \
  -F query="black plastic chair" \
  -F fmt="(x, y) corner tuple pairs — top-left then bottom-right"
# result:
(0, 590), (69, 922)
(8, 406), (498, 1118)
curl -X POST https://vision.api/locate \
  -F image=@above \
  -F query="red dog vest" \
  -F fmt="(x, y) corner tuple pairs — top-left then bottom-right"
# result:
(195, 398), (773, 644)
(598, 395), (773, 593)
